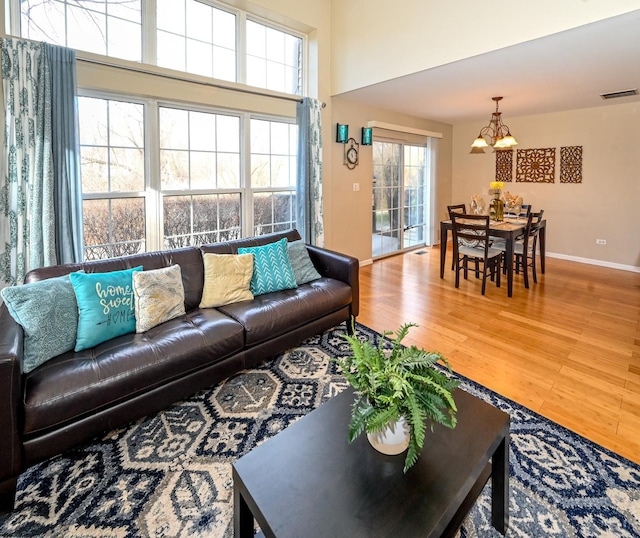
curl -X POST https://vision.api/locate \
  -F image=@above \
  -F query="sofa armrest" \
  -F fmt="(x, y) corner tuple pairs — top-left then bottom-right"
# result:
(306, 245), (360, 318)
(0, 304), (24, 506)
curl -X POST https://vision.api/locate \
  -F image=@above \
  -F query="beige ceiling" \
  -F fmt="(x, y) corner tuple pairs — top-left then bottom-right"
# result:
(334, 10), (640, 124)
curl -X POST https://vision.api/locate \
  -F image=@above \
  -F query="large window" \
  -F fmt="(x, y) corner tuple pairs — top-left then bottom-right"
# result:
(159, 106), (242, 247)
(78, 94), (297, 260)
(250, 118), (297, 235)
(18, 0), (304, 95)
(79, 96), (146, 260)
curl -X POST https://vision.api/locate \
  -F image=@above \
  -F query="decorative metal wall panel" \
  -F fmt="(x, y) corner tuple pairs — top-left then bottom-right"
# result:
(495, 149), (513, 182)
(560, 146), (583, 183)
(516, 148), (556, 183)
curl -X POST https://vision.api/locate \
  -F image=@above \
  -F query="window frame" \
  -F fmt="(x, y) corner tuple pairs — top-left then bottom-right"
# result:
(77, 89), (297, 259)
(11, 0), (308, 98)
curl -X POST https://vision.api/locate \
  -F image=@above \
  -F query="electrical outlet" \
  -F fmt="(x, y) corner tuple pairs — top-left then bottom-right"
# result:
(596, 239), (606, 245)
(353, 183), (360, 192)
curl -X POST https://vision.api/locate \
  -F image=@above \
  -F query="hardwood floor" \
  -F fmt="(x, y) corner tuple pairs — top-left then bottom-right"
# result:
(357, 246), (640, 465)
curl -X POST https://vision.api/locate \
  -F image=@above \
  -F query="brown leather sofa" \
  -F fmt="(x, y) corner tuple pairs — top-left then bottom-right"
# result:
(0, 229), (359, 511)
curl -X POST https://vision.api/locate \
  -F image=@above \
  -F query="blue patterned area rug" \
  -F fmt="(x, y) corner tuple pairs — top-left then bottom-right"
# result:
(1, 323), (640, 537)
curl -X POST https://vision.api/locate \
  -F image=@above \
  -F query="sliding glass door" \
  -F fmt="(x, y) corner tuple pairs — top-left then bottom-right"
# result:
(372, 140), (430, 257)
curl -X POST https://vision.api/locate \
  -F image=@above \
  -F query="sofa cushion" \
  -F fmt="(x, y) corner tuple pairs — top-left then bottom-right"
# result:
(217, 278), (352, 347)
(200, 253), (254, 308)
(287, 240), (321, 285)
(71, 267), (142, 351)
(0, 275), (79, 373)
(238, 238), (297, 296)
(133, 265), (186, 333)
(22, 309), (245, 436)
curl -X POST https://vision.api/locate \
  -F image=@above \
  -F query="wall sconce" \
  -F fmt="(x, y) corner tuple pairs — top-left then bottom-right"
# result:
(361, 127), (372, 146)
(336, 123), (349, 144)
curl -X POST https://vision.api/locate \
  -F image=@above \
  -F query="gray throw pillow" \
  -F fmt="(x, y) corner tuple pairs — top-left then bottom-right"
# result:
(1, 275), (79, 373)
(287, 240), (322, 285)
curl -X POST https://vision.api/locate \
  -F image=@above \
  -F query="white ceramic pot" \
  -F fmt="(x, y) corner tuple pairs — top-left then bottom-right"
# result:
(366, 416), (410, 455)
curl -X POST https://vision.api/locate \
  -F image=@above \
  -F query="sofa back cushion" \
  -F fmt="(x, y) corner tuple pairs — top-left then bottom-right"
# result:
(200, 229), (301, 255)
(24, 246), (205, 312)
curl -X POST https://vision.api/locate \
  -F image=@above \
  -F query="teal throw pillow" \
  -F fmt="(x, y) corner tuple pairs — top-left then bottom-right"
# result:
(1, 275), (79, 373)
(287, 240), (322, 285)
(238, 238), (297, 296)
(70, 267), (142, 351)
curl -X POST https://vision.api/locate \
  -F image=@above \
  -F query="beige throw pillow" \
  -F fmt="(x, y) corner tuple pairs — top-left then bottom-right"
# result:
(133, 265), (186, 333)
(200, 253), (254, 308)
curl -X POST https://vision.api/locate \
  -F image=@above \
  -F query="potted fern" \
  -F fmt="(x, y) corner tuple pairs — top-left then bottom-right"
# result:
(334, 322), (459, 472)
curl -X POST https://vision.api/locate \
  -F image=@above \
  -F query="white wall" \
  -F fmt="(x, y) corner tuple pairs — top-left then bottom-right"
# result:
(452, 102), (640, 269)
(330, 0), (640, 95)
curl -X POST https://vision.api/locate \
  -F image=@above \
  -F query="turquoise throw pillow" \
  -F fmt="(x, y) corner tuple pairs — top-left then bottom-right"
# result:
(1, 275), (79, 373)
(238, 238), (298, 296)
(70, 267), (142, 351)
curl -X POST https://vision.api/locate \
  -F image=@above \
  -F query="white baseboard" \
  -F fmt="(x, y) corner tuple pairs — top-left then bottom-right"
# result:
(360, 259), (373, 267)
(546, 252), (640, 273)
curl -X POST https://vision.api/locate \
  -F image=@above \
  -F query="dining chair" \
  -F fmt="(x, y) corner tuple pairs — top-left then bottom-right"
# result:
(450, 213), (503, 295)
(447, 204), (467, 269)
(447, 204), (466, 218)
(519, 209), (545, 284)
(504, 204), (531, 220)
(494, 210), (543, 288)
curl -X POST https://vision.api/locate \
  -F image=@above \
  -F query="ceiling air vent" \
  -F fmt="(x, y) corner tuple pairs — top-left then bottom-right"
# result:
(600, 89), (638, 100)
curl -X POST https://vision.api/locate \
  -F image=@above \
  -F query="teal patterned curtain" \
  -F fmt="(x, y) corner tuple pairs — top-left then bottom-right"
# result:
(1, 38), (56, 290)
(296, 97), (324, 246)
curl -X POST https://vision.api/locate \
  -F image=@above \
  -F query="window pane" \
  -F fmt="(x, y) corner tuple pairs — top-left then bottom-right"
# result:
(160, 108), (189, 150)
(186, 0), (212, 42)
(108, 0), (141, 22)
(212, 46), (236, 82)
(110, 147), (144, 191)
(190, 112), (216, 151)
(251, 155), (270, 188)
(80, 147), (108, 193)
(270, 122), (289, 155)
(186, 39), (213, 78)
(107, 17), (141, 61)
(212, 9), (236, 49)
(157, 31), (186, 72)
(190, 152), (216, 189)
(79, 97), (108, 146)
(83, 198), (145, 261)
(163, 195), (192, 248)
(216, 115), (239, 153)
(160, 150), (189, 190)
(217, 153), (240, 188)
(67, 5), (107, 55)
(109, 101), (144, 148)
(157, 0), (185, 32)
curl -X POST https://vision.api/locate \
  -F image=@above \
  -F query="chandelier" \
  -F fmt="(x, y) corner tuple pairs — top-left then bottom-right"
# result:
(470, 96), (518, 154)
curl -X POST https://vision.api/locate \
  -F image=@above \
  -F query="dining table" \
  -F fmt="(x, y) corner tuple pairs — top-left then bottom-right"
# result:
(439, 217), (547, 297)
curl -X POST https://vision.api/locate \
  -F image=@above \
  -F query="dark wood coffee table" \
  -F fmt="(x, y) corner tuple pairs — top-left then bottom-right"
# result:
(233, 386), (510, 537)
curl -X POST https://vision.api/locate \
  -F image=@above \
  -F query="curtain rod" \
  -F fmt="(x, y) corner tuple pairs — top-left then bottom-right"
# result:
(78, 55), (326, 108)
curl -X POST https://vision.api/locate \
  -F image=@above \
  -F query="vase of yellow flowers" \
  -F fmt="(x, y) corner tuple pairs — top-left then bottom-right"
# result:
(488, 181), (505, 221)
